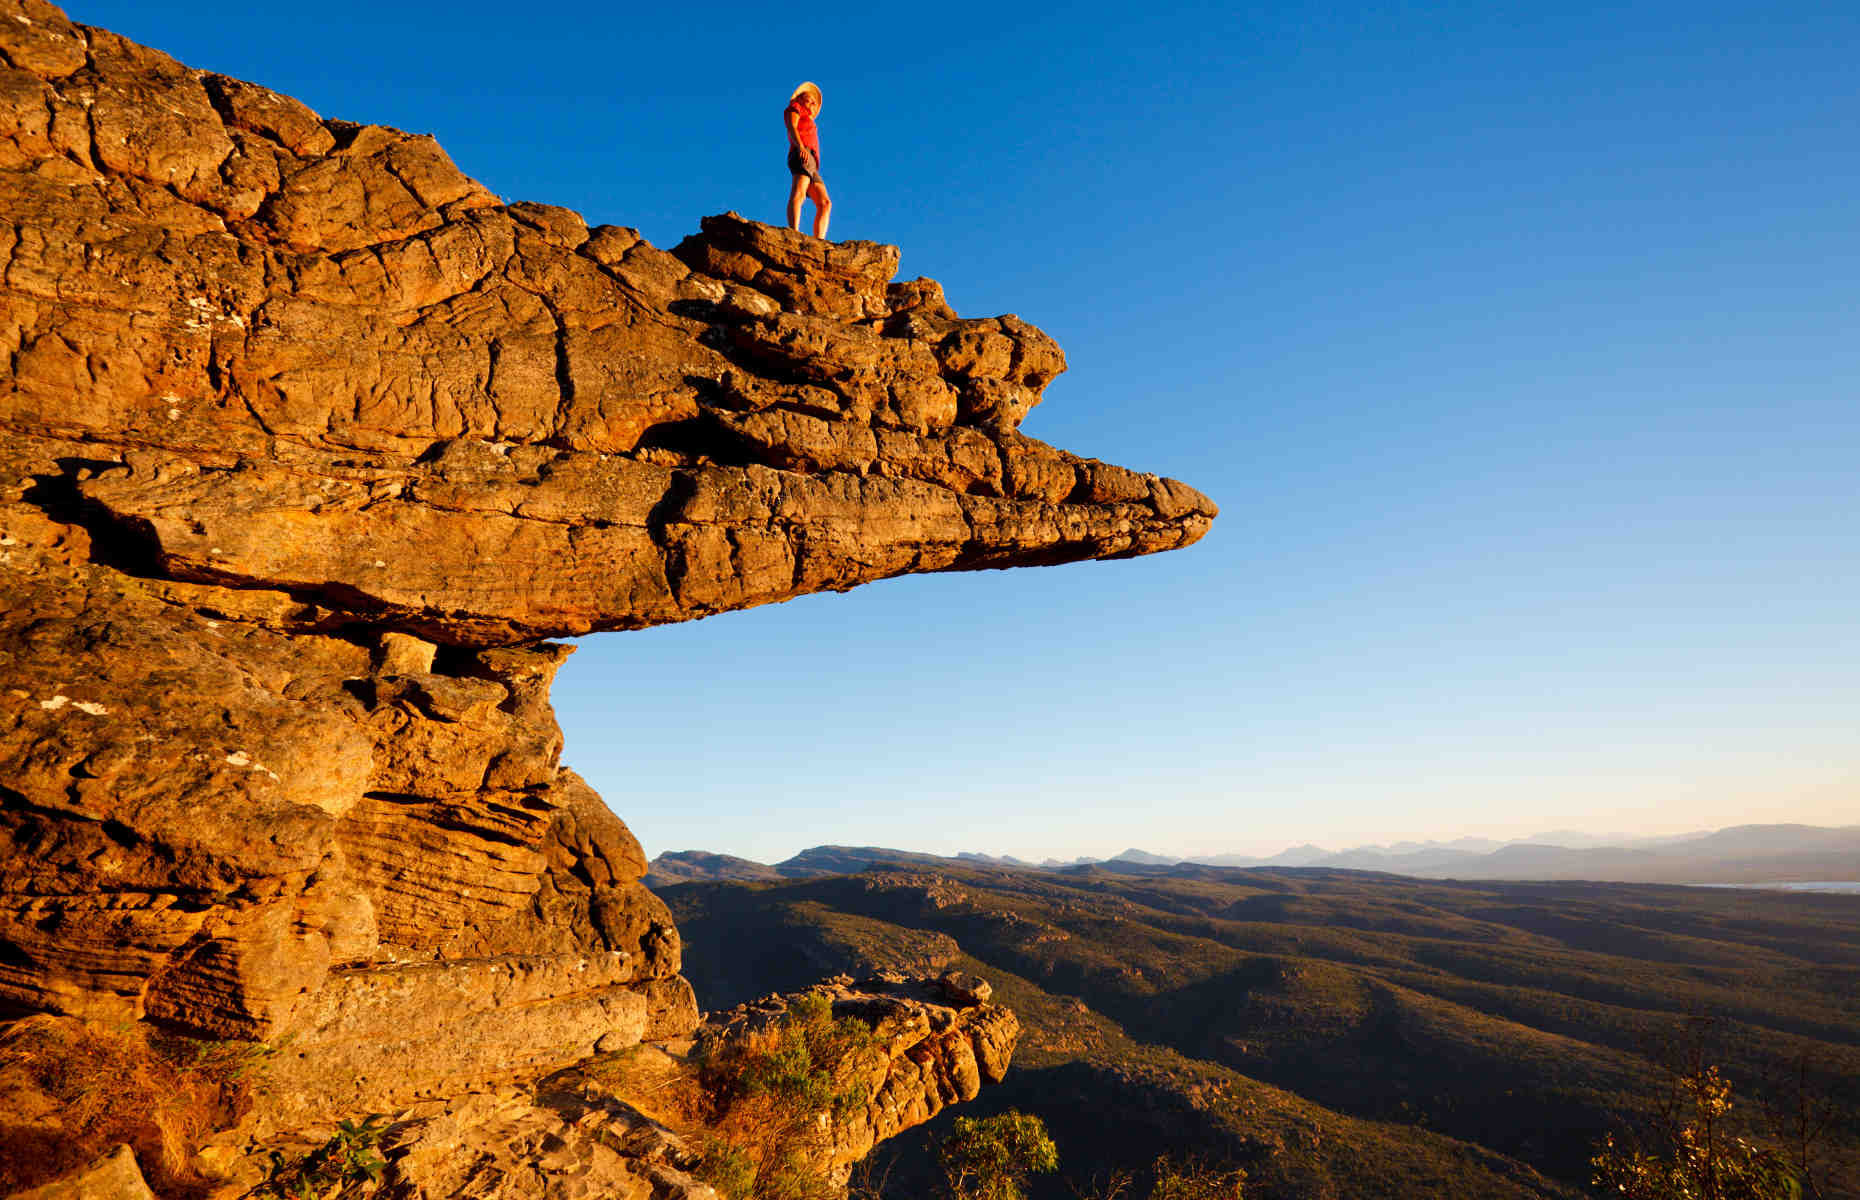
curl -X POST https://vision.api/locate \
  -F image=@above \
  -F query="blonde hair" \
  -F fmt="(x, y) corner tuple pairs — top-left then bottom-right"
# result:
(789, 81), (822, 112)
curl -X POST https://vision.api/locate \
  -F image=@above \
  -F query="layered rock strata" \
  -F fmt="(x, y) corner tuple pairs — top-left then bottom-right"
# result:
(0, 0), (1212, 1171)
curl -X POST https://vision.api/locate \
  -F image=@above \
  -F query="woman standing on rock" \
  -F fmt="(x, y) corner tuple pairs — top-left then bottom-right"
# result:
(784, 81), (831, 239)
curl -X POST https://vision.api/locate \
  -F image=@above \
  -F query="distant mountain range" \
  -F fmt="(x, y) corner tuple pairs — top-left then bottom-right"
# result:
(644, 823), (1860, 889)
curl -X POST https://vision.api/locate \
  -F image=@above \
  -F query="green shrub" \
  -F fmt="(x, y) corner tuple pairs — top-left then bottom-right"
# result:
(937, 1110), (1059, 1200)
(696, 993), (887, 1200)
(255, 1116), (389, 1200)
(1070, 1155), (1249, 1200)
(711, 992), (883, 1122)
(1148, 1155), (1247, 1200)
(695, 1135), (759, 1200)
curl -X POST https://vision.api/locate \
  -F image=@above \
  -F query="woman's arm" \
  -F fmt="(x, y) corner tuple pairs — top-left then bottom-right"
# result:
(784, 107), (817, 172)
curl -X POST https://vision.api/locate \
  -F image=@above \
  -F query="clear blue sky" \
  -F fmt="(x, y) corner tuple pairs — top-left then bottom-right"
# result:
(83, 0), (1860, 861)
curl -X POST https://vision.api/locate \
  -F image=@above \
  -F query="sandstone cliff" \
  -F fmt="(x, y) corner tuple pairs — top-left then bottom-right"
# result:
(0, 0), (1213, 1192)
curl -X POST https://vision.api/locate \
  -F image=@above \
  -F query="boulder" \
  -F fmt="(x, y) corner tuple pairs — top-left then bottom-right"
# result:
(7, 1145), (155, 1200)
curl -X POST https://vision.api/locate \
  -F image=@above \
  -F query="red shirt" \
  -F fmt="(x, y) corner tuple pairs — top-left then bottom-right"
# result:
(786, 98), (819, 156)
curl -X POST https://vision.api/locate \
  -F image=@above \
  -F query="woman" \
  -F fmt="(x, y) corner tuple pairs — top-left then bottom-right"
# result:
(784, 81), (831, 239)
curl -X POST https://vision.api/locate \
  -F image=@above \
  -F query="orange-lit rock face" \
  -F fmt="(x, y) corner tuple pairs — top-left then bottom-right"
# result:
(0, 0), (1208, 1123)
(0, 13), (1212, 646)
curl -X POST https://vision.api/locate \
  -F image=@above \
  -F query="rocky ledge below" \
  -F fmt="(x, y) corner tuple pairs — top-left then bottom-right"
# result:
(4, 972), (1019, 1200)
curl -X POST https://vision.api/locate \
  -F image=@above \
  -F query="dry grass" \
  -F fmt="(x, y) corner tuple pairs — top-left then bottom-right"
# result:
(579, 998), (892, 1200)
(580, 1041), (710, 1129)
(0, 1015), (257, 1196)
(699, 999), (888, 1200)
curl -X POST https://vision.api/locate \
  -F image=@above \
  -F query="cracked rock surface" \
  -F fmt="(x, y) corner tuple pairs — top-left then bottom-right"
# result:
(0, 0), (1208, 1159)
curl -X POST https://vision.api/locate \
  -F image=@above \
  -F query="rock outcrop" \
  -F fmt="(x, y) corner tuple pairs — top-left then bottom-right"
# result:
(0, 0), (1213, 1188)
(287, 973), (1021, 1200)
(700, 973), (1021, 1186)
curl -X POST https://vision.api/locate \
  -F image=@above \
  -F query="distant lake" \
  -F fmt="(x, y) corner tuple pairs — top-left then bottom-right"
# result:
(1683, 881), (1860, 895)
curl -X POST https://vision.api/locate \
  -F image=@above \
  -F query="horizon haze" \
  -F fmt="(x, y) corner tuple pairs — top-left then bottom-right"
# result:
(645, 820), (1860, 887)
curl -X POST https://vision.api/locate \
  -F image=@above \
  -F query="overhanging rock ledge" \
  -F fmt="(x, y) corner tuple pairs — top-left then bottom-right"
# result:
(0, 0), (1214, 1191)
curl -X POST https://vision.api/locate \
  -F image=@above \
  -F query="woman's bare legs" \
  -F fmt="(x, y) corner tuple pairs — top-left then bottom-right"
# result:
(786, 172), (833, 238)
(807, 177), (831, 239)
(787, 173), (809, 231)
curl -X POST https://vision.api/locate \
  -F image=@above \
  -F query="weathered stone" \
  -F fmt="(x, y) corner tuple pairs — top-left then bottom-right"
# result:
(377, 631), (439, 676)
(0, 0), (1203, 1181)
(936, 969), (993, 1007)
(642, 975), (701, 1041)
(7, 1145), (155, 1200)
(266, 953), (655, 1127)
(673, 211), (898, 321)
(367, 1087), (716, 1200)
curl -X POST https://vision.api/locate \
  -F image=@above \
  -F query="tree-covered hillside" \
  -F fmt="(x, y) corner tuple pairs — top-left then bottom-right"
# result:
(662, 865), (1860, 1199)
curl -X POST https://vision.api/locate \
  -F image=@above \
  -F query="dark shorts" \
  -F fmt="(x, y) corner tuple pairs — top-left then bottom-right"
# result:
(787, 146), (824, 184)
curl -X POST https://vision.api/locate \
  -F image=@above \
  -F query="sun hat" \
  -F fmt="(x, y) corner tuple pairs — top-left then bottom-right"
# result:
(790, 81), (822, 112)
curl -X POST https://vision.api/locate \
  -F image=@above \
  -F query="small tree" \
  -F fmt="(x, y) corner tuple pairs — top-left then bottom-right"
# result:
(1067, 1155), (1246, 1200)
(1148, 1155), (1247, 1200)
(1591, 1057), (1800, 1200)
(938, 1111), (1060, 1200)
